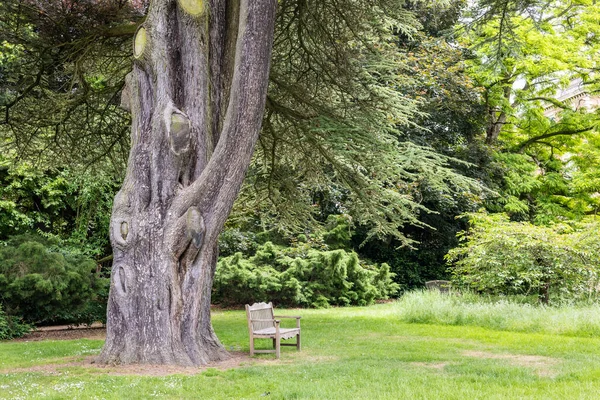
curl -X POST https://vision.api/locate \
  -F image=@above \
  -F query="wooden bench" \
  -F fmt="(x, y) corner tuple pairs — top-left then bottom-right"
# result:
(425, 280), (452, 293)
(245, 302), (301, 358)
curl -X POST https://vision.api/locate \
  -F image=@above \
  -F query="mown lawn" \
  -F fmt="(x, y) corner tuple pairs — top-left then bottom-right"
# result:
(2, 300), (600, 399)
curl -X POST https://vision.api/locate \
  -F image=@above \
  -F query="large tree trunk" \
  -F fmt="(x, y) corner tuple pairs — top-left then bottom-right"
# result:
(98, 0), (277, 366)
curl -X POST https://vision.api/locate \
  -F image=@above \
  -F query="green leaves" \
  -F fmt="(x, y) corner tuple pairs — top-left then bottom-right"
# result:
(213, 241), (399, 308)
(447, 212), (600, 303)
(0, 304), (31, 340)
(0, 157), (118, 258)
(0, 235), (109, 325)
(461, 1), (600, 226)
(230, 0), (485, 247)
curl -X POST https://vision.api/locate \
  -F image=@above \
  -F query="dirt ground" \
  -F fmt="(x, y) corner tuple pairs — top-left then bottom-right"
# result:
(462, 350), (559, 378)
(8, 325), (274, 376)
(2, 352), (260, 376)
(14, 324), (107, 342)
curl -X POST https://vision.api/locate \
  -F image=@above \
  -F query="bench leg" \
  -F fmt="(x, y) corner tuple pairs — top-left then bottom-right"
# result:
(297, 333), (301, 351)
(249, 336), (254, 356)
(275, 334), (281, 359)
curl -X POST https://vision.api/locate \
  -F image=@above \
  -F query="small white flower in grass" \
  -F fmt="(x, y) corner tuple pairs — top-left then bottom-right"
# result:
(52, 382), (85, 392)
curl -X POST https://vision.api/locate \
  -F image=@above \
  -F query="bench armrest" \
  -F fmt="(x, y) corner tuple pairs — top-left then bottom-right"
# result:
(274, 315), (301, 328)
(251, 318), (280, 323)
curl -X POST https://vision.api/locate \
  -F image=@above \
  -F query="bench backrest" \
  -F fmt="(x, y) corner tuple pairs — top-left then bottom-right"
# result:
(425, 280), (452, 293)
(246, 302), (275, 332)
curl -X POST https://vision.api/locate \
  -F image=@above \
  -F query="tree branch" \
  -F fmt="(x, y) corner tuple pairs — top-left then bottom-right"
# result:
(1, 66), (44, 125)
(101, 19), (145, 38)
(527, 96), (570, 110)
(171, 0), (277, 235)
(515, 126), (595, 153)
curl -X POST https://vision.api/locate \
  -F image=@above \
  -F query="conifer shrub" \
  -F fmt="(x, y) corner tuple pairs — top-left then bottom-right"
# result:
(0, 235), (109, 325)
(213, 241), (399, 307)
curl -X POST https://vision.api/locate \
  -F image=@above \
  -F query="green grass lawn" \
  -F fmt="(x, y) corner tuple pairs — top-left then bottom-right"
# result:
(2, 297), (600, 399)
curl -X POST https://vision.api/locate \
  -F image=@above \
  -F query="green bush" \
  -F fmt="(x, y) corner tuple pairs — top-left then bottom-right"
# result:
(213, 241), (399, 307)
(446, 213), (600, 304)
(0, 161), (117, 258)
(0, 235), (109, 325)
(0, 304), (31, 340)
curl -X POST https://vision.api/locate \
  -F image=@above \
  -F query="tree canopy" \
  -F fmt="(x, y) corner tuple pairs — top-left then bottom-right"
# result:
(1, 0), (485, 248)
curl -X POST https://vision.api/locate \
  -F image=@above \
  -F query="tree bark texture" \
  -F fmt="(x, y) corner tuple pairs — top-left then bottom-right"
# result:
(98, 0), (277, 366)
(486, 110), (506, 144)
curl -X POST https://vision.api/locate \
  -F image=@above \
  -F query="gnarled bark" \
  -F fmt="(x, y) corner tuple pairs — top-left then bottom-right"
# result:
(98, 0), (277, 366)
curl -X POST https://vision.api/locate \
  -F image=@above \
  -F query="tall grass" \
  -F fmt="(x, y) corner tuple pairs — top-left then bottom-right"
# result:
(395, 290), (600, 337)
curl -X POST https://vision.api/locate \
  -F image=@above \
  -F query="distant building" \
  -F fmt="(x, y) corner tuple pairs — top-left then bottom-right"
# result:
(544, 79), (600, 119)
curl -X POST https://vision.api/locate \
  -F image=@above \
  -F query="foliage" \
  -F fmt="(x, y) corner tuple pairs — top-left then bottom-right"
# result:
(218, 228), (260, 258)
(220, 0), (489, 290)
(213, 240), (399, 308)
(485, 139), (600, 224)
(0, 235), (109, 325)
(462, 0), (600, 224)
(0, 157), (119, 258)
(0, 0), (484, 250)
(216, 0), (484, 248)
(353, 226), (456, 291)
(0, 0), (135, 169)
(0, 304), (31, 340)
(0, 0), (490, 295)
(224, 0), (489, 290)
(446, 212), (600, 304)
(327, 0), (491, 285)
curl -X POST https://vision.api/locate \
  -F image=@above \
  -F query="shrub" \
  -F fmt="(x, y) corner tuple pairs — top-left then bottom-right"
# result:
(218, 228), (259, 257)
(213, 241), (399, 307)
(446, 213), (600, 304)
(0, 304), (31, 340)
(0, 235), (109, 325)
